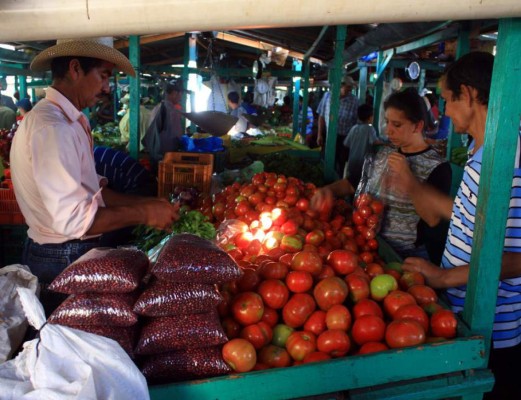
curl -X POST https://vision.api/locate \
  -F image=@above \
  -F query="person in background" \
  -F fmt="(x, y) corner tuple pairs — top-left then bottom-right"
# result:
(10, 37), (180, 314)
(119, 93), (152, 152)
(317, 76), (359, 178)
(312, 89), (451, 264)
(279, 95), (292, 124)
(342, 104), (382, 188)
(241, 91), (257, 115)
(0, 78), (16, 112)
(15, 97), (33, 124)
(389, 52), (521, 400)
(95, 92), (115, 125)
(227, 91), (249, 134)
(93, 145), (156, 247)
(143, 79), (185, 172)
(0, 104), (16, 130)
(297, 95), (314, 144)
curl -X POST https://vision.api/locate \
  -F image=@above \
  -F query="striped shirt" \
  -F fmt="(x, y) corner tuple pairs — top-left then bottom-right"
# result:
(442, 133), (521, 349)
(93, 146), (151, 194)
(317, 92), (359, 136)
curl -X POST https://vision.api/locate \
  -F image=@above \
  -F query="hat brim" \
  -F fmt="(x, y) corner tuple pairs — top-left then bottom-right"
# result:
(30, 40), (135, 77)
(180, 111), (238, 137)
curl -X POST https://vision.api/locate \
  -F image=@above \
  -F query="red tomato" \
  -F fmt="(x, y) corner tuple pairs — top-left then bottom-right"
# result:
(358, 205), (372, 219)
(352, 211), (365, 226)
(326, 304), (352, 331)
(278, 252), (294, 266)
(317, 265), (336, 281)
(359, 251), (374, 264)
(370, 199), (385, 215)
(282, 293), (317, 328)
(398, 271), (426, 291)
(354, 193), (373, 208)
(231, 292), (265, 325)
(258, 261), (289, 280)
(382, 290), (417, 319)
(291, 250), (323, 276)
(221, 317), (241, 339)
(296, 198), (310, 212)
(257, 279), (290, 309)
(302, 351), (331, 364)
(317, 329), (351, 357)
(430, 309), (458, 338)
(385, 319), (426, 349)
(407, 285), (438, 305)
(358, 341), (389, 355)
(365, 262), (385, 278)
(240, 321), (273, 350)
(305, 229), (325, 246)
(261, 306), (279, 327)
(351, 314), (386, 345)
(422, 301), (444, 316)
(285, 331), (317, 361)
(326, 249), (358, 275)
(393, 304), (429, 333)
(280, 235), (303, 253)
(313, 276), (349, 311)
(303, 310), (327, 336)
(352, 298), (384, 319)
(286, 270), (314, 293)
(222, 338), (257, 373)
(271, 207), (289, 226)
(236, 268), (261, 292)
(258, 344), (292, 368)
(281, 219), (299, 235)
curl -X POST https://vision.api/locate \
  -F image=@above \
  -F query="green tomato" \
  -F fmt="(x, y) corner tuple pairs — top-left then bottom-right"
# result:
(271, 323), (294, 347)
(370, 274), (398, 301)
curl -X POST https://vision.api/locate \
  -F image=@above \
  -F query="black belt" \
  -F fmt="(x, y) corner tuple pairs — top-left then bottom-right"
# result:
(66, 236), (101, 244)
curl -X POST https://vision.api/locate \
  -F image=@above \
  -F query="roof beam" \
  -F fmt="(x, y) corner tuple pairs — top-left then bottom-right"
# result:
(114, 33), (185, 49)
(0, 48), (33, 63)
(215, 32), (323, 64)
(394, 25), (459, 54)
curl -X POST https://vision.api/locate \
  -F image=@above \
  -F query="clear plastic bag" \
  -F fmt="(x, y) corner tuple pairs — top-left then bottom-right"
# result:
(48, 248), (149, 294)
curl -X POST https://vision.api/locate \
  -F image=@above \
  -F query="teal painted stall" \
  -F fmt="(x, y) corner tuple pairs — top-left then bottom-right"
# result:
(148, 17), (521, 400)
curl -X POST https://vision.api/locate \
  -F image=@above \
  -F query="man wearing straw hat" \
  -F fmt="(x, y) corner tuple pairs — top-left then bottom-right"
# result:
(10, 37), (180, 313)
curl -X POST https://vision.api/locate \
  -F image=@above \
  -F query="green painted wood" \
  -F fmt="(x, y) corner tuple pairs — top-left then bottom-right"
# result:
(128, 35), (141, 160)
(300, 57), (311, 138)
(18, 75), (27, 99)
(418, 69), (426, 94)
(149, 338), (486, 400)
(446, 27), (469, 163)
(464, 18), (521, 356)
(358, 59), (444, 72)
(324, 25), (346, 182)
(0, 48), (32, 63)
(358, 65), (367, 104)
(394, 24), (458, 55)
(0, 63), (32, 76)
(291, 59), (302, 138)
(112, 73), (119, 122)
(375, 49), (394, 82)
(181, 33), (191, 132)
(349, 369), (494, 400)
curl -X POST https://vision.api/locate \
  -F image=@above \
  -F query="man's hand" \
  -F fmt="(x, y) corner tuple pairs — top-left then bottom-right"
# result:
(402, 257), (446, 288)
(142, 198), (181, 231)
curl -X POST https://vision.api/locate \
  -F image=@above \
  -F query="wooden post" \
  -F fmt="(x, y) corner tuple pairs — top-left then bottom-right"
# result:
(128, 35), (141, 160)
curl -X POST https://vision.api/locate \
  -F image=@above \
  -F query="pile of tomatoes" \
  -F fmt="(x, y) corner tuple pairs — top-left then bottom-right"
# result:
(197, 172), (457, 373)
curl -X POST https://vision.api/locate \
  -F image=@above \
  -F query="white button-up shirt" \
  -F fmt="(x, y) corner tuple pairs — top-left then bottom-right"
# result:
(10, 87), (105, 244)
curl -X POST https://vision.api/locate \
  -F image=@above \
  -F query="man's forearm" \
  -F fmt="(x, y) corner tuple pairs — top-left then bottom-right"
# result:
(86, 205), (144, 235)
(102, 187), (150, 207)
(409, 180), (453, 225)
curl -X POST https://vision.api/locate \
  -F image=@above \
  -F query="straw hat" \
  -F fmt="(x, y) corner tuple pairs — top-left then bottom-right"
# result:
(30, 37), (135, 77)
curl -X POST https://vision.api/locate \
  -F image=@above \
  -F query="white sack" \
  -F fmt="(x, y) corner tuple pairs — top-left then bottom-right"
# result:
(0, 288), (149, 400)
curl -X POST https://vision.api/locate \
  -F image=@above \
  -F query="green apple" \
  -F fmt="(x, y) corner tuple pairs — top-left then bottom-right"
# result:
(271, 323), (294, 347)
(370, 274), (398, 301)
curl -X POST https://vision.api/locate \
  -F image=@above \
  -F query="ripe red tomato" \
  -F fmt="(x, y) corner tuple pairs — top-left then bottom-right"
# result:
(286, 270), (314, 293)
(326, 304), (352, 331)
(281, 219), (299, 235)
(302, 351), (331, 364)
(359, 251), (374, 264)
(317, 265), (336, 281)
(303, 310), (327, 336)
(385, 319), (426, 349)
(317, 329), (351, 357)
(354, 193), (373, 208)
(285, 331), (317, 361)
(257, 279), (290, 309)
(258, 261), (289, 280)
(240, 321), (273, 350)
(282, 293), (316, 328)
(261, 306), (279, 327)
(398, 271), (426, 291)
(430, 309), (458, 338)
(351, 314), (386, 345)
(313, 276), (349, 311)
(221, 317), (241, 339)
(258, 344), (292, 368)
(358, 205), (372, 219)
(382, 290), (417, 319)
(352, 211), (366, 226)
(352, 298), (383, 319)
(222, 338), (257, 373)
(326, 249), (358, 275)
(295, 198), (310, 212)
(358, 341), (389, 355)
(291, 250), (323, 276)
(393, 304), (429, 333)
(365, 262), (385, 278)
(236, 268), (261, 292)
(370, 199), (385, 215)
(305, 229), (325, 246)
(407, 285), (438, 305)
(231, 292), (265, 325)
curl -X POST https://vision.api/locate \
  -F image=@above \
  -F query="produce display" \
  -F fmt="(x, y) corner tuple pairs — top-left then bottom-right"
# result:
(192, 172), (458, 374)
(451, 146), (469, 167)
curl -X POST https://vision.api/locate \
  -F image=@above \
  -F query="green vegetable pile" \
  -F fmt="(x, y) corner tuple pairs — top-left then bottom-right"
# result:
(256, 152), (325, 187)
(132, 207), (216, 251)
(451, 146), (469, 167)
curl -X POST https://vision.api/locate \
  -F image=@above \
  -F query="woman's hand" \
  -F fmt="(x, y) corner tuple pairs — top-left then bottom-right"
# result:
(402, 257), (446, 288)
(387, 152), (416, 195)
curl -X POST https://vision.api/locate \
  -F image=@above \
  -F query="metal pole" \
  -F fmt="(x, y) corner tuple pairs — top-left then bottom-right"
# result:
(128, 35), (141, 160)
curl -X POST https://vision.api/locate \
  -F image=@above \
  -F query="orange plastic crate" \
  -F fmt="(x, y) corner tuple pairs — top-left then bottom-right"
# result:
(158, 152), (214, 197)
(0, 187), (25, 225)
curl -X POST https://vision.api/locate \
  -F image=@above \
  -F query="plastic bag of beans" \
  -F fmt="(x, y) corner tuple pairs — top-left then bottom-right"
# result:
(48, 293), (138, 327)
(135, 311), (227, 355)
(141, 346), (231, 384)
(151, 233), (241, 284)
(133, 280), (223, 317)
(68, 324), (138, 359)
(48, 248), (149, 294)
